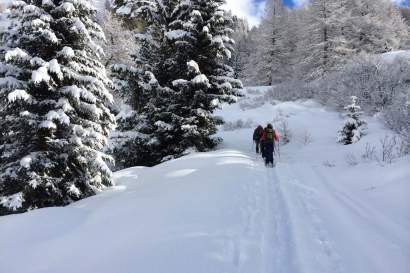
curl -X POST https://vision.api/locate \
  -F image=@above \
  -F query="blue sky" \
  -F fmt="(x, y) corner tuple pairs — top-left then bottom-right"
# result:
(225, 0), (410, 27)
(253, 0), (410, 8)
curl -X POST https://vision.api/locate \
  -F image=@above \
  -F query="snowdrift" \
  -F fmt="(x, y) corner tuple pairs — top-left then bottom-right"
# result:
(0, 150), (270, 273)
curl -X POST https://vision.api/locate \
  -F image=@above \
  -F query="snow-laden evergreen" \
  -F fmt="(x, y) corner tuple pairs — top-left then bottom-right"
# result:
(110, 0), (242, 168)
(337, 96), (367, 145)
(0, 0), (115, 215)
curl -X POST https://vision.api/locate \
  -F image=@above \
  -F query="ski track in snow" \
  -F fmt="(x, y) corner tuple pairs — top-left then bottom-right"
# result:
(275, 162), (344, 273)
(264, 165), (298, 273)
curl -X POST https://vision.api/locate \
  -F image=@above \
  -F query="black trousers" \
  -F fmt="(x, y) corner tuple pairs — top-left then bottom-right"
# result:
(255, 140), (261, 153)
(264, 142), (274, 164)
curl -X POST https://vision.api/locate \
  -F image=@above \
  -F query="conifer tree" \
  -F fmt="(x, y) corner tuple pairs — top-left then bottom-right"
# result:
(111, 0), (241, 168)
(0, 0), (115, 215)
(189, 0), (242, 101)
(245, 0), (285, 85)
(337, 96), (367, 145)
(111, 0), (192, 167)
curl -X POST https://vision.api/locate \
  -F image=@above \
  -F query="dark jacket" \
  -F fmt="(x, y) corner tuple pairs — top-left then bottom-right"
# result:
(253, 126), (264, 142)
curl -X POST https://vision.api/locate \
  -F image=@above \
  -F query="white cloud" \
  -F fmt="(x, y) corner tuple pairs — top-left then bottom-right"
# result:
(391, 0), (406, 4)
(223, 0), (266, 27)
(292, 0), (310, 7)
(292, 0), (406, 6)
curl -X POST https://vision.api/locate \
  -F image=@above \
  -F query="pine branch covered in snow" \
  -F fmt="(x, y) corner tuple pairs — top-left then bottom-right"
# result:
(0, 0), (115, 215)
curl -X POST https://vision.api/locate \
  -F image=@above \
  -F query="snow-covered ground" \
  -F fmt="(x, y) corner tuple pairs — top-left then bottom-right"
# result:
(0, 87), (409, 273)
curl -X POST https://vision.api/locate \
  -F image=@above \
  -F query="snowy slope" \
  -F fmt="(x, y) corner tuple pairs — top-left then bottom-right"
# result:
(381, 50), (410, 63)
(92, 0), (107, 14)
(0, 87), (409, 273)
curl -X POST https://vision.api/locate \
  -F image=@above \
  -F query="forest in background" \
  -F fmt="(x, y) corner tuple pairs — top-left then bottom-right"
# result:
(225, 0), (410, 152)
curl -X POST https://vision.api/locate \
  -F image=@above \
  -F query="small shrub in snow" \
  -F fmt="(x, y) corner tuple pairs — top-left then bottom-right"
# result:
(396, 137), (409, 158)
(361, 136), (406, 165)
(345, 153), (359, 166)
(362, 143), (377, 162)
(337, 96), (367, 145)
(302, 129), (313, 145)
(380, 135), (398, 164)
(222, 119), (254, 131)
(323, 160), (336, 168)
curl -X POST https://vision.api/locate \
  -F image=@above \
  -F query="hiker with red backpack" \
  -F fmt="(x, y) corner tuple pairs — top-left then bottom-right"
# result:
(260, 123), (279, 167)
(253, 125), (265, 154)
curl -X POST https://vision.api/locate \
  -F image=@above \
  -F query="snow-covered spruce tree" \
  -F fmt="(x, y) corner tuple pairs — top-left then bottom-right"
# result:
(110, 69), (176, 168)
(110, 0), (241, 168)
(110, 0), (191, 167)
(189, 0), (242, 102)
(337, 96), (367, 145)
(0, 0), (115, 215)
(170, 1), (243, 149)
(170, 60), (218, 152)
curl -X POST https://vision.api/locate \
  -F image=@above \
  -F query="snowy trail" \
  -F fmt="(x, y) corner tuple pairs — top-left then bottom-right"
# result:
(270, 160), (410, 273)
(217, 87), (410, 273)
(248, 148), (408, 273)
(0, 87), (409, 273)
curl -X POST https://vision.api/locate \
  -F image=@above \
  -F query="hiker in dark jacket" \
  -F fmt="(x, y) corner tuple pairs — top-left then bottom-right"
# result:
(253, 125), (264, 154)
(260, 123), (279, 167)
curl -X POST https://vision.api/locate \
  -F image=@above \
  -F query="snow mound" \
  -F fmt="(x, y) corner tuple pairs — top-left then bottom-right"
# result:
(0, 150), (265, 273)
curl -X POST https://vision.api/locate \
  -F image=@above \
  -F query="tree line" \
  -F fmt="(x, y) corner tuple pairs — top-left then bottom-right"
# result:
(231, 0), (410, 152)
(233, 0), (408, 86)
